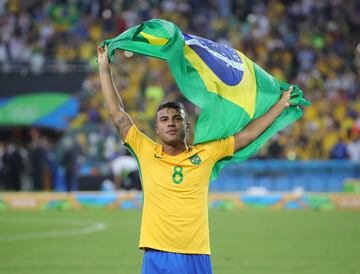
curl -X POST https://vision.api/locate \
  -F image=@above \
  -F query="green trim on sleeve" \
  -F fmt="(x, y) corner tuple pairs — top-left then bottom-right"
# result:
(123, 143), (144, 191)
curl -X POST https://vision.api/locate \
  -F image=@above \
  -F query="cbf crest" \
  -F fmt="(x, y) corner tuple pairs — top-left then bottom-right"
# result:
(189, 154), (202, 165)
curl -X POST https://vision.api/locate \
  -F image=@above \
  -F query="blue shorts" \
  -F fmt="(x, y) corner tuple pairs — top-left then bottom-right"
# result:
(141, 249), (213, 274)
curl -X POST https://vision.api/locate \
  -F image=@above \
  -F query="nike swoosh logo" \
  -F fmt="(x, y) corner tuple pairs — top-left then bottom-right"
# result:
(154, 154), (163, 159)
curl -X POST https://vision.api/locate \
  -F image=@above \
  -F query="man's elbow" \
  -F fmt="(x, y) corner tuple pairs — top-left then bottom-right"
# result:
(110, 110), (126, 123)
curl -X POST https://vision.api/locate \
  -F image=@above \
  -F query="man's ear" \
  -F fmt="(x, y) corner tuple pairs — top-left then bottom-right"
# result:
(155, 123), (158, 134)
(186, 122), (190, 132)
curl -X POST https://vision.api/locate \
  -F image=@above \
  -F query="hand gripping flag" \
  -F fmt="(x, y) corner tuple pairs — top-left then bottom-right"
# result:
(101, 19), (310, 180)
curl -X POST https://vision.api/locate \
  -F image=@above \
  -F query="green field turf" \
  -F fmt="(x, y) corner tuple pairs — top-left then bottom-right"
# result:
(1, 209), (360, 274)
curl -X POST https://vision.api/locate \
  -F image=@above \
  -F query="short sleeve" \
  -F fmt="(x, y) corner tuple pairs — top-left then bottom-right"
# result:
(205, 136), (235, 162)
(124, 125), (156, 157)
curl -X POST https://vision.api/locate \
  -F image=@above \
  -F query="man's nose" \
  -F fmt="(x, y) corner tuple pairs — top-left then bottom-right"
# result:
(167, 120), (176, 127)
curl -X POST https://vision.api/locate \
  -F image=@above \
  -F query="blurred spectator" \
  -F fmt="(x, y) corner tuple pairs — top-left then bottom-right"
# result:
(347, 136), (360, 162)
(111, 151), (138, 189)
(267, 135), (284, 159)
(28, 129), (47, 191)
(330, 137), (349, 160)
(59, 137), (80, 192)
(0, 141), (5, 190)
(41, 137), (57, 191)
(3, 143), (24, 191)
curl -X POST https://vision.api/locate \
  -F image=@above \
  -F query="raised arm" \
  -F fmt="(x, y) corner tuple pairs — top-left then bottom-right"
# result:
(234, 86), (293, 152)
(97, 45), (133, 141)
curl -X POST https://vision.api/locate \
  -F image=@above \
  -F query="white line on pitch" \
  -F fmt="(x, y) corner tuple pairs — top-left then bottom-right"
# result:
(0, 222), (107, 242)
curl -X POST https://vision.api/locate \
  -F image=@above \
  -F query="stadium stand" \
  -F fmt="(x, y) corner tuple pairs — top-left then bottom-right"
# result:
(0, 0), (359, 191)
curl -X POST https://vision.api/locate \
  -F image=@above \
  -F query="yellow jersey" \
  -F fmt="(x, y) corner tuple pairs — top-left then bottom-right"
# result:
(124, 125), (234, 254)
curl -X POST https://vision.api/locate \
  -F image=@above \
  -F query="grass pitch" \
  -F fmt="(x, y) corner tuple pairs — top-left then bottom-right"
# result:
(1, 209), (359, 274)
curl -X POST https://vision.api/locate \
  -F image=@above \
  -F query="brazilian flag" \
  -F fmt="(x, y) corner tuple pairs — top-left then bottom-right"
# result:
(101, 19), (310, 180)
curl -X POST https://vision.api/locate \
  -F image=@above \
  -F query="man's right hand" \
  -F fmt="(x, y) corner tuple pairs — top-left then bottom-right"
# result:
(97, 45), (110, 68)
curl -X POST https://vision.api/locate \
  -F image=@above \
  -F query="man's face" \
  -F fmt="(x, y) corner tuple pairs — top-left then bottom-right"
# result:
(155, 108), (189, 145)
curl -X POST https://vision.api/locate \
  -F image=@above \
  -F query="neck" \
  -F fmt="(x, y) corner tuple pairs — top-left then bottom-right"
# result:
(162, 141), (187, 156)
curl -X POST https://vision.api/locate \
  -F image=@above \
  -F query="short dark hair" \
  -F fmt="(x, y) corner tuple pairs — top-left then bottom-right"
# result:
(156, 102), (187, 120)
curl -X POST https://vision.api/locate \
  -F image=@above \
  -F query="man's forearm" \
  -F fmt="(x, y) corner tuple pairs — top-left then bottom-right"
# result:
(99, 65), (124, 113)
(244, 100), (287, 140)
(234, 100), (288, 151)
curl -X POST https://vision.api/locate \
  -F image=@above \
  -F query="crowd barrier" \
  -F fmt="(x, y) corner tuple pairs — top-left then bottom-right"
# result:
(211, 160), (360, 192)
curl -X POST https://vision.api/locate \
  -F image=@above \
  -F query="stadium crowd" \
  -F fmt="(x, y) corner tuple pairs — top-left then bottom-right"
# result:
(0, 0), (360, 191)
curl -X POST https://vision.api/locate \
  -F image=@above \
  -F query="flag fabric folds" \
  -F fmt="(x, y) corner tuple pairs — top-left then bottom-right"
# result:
(101, 19), (310, 180)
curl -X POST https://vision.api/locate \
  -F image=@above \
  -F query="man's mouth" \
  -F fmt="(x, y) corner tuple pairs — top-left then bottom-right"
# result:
(167, 129), (177, 135)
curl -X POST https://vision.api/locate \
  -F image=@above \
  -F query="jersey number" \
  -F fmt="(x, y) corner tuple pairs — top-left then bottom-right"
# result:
(172, 166), (184, 184)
